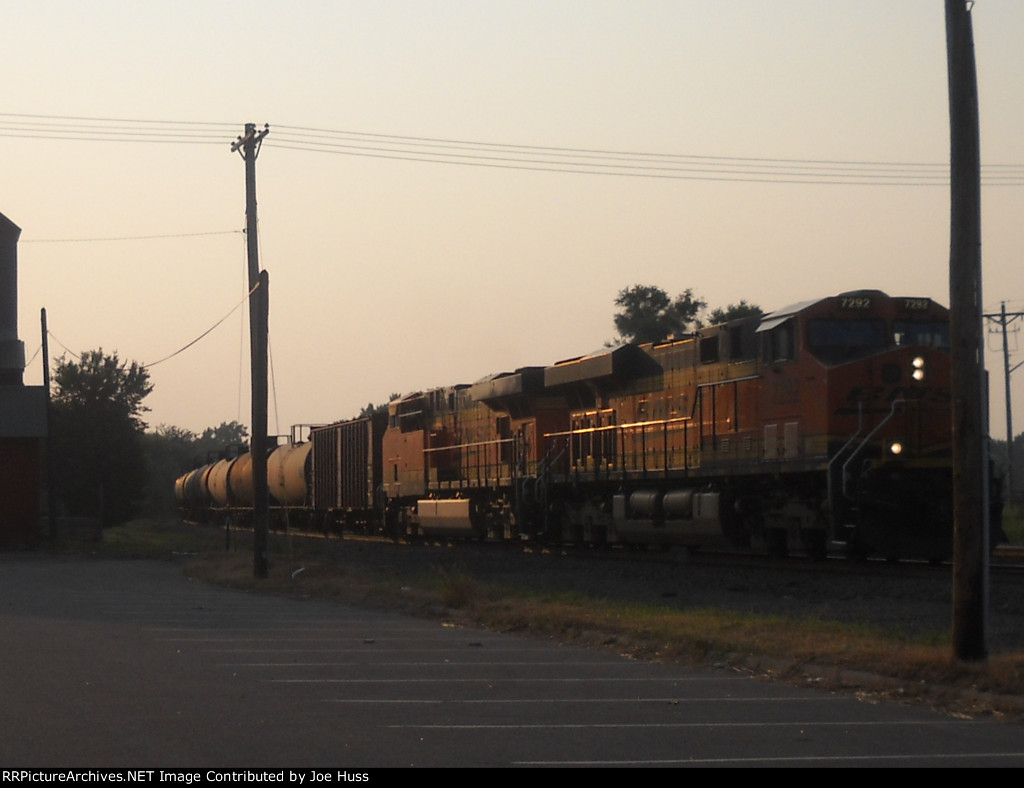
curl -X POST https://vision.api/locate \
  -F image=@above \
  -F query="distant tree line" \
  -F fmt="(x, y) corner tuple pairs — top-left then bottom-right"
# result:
(47, 348), (251, 524)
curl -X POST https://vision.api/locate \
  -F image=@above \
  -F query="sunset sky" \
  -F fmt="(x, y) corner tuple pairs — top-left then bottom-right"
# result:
(4, 1), (1023, 440)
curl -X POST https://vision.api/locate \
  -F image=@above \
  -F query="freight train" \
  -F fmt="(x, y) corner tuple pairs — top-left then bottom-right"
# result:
(175, 290), (961, 561)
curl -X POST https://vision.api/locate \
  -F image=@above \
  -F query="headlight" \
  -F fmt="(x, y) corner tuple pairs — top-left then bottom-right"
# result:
(889, 442), (903, 455)
(912, 356), (925, 381)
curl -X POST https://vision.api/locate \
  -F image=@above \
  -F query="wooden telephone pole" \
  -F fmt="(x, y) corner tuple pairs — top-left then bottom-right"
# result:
(946, 1), (988, 661)
(231, 123), (271, 579)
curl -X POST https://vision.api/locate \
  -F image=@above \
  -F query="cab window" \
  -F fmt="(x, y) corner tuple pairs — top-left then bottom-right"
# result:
(807, 319), (886, 363)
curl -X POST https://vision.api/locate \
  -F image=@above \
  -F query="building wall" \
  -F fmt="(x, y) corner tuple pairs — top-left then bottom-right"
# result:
(0, 437), (42, 548)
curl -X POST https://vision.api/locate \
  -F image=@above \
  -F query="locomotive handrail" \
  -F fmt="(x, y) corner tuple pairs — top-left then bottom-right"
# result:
(694, 373), (761, 389)
(422, 437), (514, 453)
(531, 438), (568, 534)
(841, 399), (906, 501)
(545, 415), (693, 436)
(537, 436), (567, 475)
(827, 402), (864, 514)
(545, 416), (696, 479)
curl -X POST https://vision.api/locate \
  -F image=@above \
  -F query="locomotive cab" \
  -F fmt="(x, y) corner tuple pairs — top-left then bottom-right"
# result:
(761, 291), (954, 559)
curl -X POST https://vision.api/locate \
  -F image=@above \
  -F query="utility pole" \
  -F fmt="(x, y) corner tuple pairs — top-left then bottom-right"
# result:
(946, 0), (988, 662)
(985, 302), (1023, 503)
(231, 123), (271, 579)
(40, 307), (55, 541)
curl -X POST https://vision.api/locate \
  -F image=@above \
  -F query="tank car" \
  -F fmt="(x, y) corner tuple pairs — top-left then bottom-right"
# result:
(174, 463), (215, 521)
(174, 438), (315, 529)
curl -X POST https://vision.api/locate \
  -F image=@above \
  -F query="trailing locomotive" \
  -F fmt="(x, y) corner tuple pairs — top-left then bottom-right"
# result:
(175, 290), (958, 561)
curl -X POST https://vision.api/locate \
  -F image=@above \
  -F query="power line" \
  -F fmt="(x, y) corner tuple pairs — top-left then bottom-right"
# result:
(141, 281), (258, 369)
(21, 230), (243, 244)
(0, 112), (234, 145)
(265, 127), (1003, 185)
(40, 281), (256, 372)
(3, 112), (1023, 185)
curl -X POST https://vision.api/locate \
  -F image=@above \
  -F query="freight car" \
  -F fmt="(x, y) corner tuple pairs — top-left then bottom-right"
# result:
(175, 290), (962, 561)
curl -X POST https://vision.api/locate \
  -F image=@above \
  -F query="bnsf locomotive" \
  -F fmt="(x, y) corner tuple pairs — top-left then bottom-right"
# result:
(175, 290), (957, 561)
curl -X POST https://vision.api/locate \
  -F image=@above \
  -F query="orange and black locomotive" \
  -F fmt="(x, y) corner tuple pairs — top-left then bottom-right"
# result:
(176, 290), (959, 561)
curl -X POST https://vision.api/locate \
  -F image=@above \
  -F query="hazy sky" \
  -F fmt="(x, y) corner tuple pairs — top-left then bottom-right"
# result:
(4, 1), (1023, 441)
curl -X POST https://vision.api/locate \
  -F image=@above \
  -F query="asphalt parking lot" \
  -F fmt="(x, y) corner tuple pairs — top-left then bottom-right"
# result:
(2, 555), (1022, 768)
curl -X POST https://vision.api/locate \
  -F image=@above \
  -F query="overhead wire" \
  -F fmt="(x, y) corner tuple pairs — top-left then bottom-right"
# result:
(9, 112), (1024, 383)
(266, 123), (1024, 186)
(22, 230), (243, 244)
(3, 112), (1023, 186)
(45, 333), (81, 361)
(0, 112), (234, 145)
(141, 280), (259, 369)
(37, 283), (257, 373)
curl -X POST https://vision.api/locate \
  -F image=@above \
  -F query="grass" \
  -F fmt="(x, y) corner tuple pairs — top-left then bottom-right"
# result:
(1003, 504), (1024, 544)
(54, 519), (1024, 723)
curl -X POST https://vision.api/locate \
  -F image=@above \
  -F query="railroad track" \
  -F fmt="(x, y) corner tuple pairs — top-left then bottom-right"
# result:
(187, 518), (1024, 581)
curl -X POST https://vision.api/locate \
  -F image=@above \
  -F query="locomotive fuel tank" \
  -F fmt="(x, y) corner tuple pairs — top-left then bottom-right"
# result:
(417, 497), (482, 537)
(611, 489), (722, 546)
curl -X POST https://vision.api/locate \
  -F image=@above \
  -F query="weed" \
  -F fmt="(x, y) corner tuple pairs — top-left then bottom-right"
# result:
(435, 565), (479, 608)
(1003, 504), (1024, 544)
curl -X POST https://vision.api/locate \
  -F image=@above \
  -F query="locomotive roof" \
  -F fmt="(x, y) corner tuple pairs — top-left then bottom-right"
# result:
(756, 298), (818, 332)
(469, 367), (546, 402)
(756, 290), (897, 333)
(545, 343), (661, 388)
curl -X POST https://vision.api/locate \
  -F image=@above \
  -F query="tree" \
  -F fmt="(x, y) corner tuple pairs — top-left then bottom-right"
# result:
(613, 285), (706, 345)
(50, 350), (154, 526)
(707, 300), (763, 326)
(196, 421), (249, 456)
(360, 395), (400, 419)
(141, 425), (199, 516)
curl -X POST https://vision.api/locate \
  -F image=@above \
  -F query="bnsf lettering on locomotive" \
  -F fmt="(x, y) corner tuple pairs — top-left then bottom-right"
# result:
(840, 296), (872, 309)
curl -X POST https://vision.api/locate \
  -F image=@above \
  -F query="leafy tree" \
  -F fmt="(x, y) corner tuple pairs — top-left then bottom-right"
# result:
(613, 285), (706, 344)
(141, 425), (199, 515)
(195, 421), (249, 457)
(50, 349), (153, 526)
(707, 300), (763, 326)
